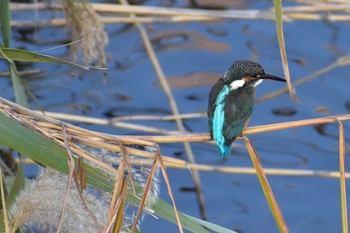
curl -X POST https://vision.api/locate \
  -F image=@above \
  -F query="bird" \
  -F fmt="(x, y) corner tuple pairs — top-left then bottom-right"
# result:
(207, 60), (286, 158)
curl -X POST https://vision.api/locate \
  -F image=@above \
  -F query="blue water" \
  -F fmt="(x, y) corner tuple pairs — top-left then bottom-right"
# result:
(2, 1), (350, 232)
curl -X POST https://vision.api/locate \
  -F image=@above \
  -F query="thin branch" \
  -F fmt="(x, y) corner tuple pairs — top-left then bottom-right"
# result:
(10, 2), (350, 22)
(244, 136), (289, 233)
(16, 157), (350, 178)
(129, 114), (350, 143)
(338, 121), (348, 233)
(9, 2), (285, 21)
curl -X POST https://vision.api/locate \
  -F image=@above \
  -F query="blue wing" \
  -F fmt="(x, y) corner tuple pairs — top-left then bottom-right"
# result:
(222, 86), (255, 144)
(208, 78), (225, 137)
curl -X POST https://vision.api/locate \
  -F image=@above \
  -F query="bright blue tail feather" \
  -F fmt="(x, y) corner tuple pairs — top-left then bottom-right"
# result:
(212, 86), (231, 158)
(217, 144), (231, 159)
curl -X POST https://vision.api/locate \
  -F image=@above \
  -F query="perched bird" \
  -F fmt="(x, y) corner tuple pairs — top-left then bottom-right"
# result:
(208, 60), (286, 158)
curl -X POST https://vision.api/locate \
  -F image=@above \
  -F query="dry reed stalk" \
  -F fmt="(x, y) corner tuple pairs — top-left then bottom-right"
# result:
(110, 112), (205, 121)
(104, 143), (128, 233)
(338, 121), (348, 233)
(273, 0), (294, 101)
(72, 158), (103, 231)
(290, 0), (349, 4)
(121, 114), (350, 143)
(16, 157), (350, 178)
(153, 162), (350, 178)
(103, 181), (127, 233)
(26, 104), (350, 186)
(9, 2), (350, 22)
(75, 157), (87, 192)
(131, 158), (158, 233)
(282, 3), (350, 12)
(244, 114), (350, 134)
(287, 13), (350, 21)
(116, 0), (207, 220)
(154, 145), (184, 233)
(57, 124), (76, 233)
(107, 177), (127, 233)
(0, 168), (9, 233)
(9, 14), (350, 29)
(10, 16), (213, 28)
(0, 97), (186, 171)
(34, 111), (183, 135)
(9, 2), (282, 21)
(35, 110), (350, 146)
(244, 136), (289, 233)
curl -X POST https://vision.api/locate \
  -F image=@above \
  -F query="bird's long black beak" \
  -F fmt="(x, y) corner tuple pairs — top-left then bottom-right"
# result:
(259, 73), (286, 82)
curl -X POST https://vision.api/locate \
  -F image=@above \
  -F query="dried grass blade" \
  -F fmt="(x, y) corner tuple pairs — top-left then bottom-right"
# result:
(75, 157), (87, 192)
(283, 3), (350, 13)
(338, 121), (348, 233)
(0, 167), (9, 233)
(117, 140), (136, 194)
(71, 136), (186, 166)
(244, 136), (289, 233)
(155, 146), (184, 233)
(107, 148), (126, 224)
(57, 124), (76, 233)
(131, 159), (158, 233)
(112, 176), (128, 233)
(105, 141), (128, 233)
(57, 139), (118, 175)
(103, 180), (127, 233)
(245, 114), (350, 135)
(273, 0), (295, 101)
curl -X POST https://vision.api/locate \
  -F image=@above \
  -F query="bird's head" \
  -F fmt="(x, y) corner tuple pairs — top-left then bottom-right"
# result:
(223, 60), (286, 90)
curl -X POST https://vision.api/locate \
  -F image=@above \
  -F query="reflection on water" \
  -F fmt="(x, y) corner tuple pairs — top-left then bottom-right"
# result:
(116, 30), (229, 69)
(272, 106), (297, 116)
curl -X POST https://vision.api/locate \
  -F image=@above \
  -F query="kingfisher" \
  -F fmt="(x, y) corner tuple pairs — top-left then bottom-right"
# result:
(208, 60), (286, 158)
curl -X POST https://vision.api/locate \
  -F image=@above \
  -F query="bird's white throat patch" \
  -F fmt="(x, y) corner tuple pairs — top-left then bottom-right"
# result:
(254, 79), (263, 87)
(229, 80), (245, 90)
(230, 78), (264, 90)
